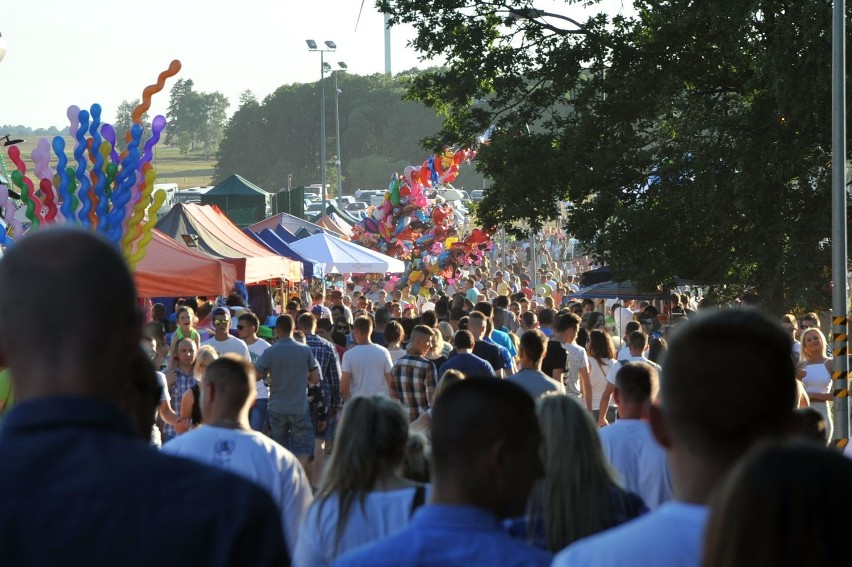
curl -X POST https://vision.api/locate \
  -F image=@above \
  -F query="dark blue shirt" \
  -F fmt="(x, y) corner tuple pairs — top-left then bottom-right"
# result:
(0, 396), (289, 566)
(471, 340), (503, 373)
(439, 352), (496, 378)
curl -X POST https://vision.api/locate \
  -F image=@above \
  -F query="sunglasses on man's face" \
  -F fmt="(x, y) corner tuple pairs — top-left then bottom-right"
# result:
(213, 319), (229, 325)
(236, 324), (253, 330)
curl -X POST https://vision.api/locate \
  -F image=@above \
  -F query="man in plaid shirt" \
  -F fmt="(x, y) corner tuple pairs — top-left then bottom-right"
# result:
(297, 313), (341, 484)
(390, 325), (438, 422)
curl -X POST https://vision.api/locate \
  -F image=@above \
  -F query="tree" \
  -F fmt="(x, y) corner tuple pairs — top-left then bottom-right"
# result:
(165, 78), (195, 146)
(214, 72), (485, 194)
(196, 92), (229, 158)
(113, 99), (149, 149)
(166, 79), (230, 157)
(379, 0), (851, 312)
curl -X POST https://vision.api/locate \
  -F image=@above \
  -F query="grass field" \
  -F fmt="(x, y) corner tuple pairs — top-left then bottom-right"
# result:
(2, 137), (216, 190)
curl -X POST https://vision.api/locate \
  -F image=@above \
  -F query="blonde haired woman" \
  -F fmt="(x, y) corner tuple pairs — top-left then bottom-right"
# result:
(797, 327), (833, 440)
(508, 394), (647, 551)
(293, 395), (425, 567)
(175, 345), (218, 434)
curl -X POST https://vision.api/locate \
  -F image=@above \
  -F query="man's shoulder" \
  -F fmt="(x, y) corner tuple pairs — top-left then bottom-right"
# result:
(553, 503), (709, 567)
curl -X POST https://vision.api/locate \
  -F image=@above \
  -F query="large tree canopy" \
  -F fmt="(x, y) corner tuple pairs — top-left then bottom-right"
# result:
(380, 0), (851, 312)
(215, 72), (486, 196)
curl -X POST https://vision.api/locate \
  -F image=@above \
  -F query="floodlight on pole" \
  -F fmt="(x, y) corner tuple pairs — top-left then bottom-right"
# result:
(333, 61), (347, 209)
(306, 38), (337, 212)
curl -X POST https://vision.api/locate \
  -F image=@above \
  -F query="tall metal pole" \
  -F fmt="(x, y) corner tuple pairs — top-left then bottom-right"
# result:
(334, 71), (343, 209)
(384, 13), (392, 75)
(529, 228), (536, 293)
(831, 0), (849, 448)
(502, 227), (507, 269)
(319, 51), (328, 212)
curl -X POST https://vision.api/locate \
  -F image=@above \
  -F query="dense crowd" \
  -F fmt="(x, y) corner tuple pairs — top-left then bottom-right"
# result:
(0, 227), (848, 567)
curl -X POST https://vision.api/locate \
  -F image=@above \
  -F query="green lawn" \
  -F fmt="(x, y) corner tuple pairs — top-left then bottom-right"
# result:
(2, 138), (215, 190)
(151, 145), (216, 188)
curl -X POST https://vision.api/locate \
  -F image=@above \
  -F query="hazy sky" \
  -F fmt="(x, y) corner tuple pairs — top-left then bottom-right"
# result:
(0, 0), (634, 129)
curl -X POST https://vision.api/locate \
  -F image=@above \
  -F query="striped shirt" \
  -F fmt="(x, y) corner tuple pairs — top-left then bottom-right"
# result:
(390, 355), (437, 422)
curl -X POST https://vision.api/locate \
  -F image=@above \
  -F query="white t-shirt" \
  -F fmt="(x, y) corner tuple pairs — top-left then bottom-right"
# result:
(614, 307), (635, 338)
(598, 419), (673, 509)
(246, 338), (272, 399)
(293, 486), (429, 567)
(161, 425), (312, 556)
(563, 342), (590, 398)
(202, 335), (251, 360)
(341, 344), (394, 397)
(606, 356), (662, 385)
(151, 370), (169, 447)
(553, 501), (709, 567)
(588, 357), (617, 409)
(387, 347), (407, 366)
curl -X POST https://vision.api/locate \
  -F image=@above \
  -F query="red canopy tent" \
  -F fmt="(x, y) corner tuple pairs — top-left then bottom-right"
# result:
(134, 229), (238, 298)
(156, 203), (301, 283)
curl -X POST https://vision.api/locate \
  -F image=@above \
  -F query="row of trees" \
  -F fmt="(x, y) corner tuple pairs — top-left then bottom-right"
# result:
(214, 72), (487, 195)
(378, 0), (851, 312)
(0, 125), (68, 137)
(110, 80), (228, 157)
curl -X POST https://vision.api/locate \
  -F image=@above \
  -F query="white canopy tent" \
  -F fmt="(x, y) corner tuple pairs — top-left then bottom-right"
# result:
(289, 231), (406, 274)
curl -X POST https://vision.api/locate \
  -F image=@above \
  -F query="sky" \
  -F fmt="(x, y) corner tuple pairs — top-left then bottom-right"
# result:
(0, 0), (635, 129)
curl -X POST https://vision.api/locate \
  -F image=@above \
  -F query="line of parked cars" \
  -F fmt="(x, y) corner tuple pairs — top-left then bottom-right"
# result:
(303, 187), (485, 221)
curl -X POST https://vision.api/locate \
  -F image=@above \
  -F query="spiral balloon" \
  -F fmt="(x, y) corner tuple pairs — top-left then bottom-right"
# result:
(7, 146), (45, 227)
(39, 178), (58, 222)
(51, 137), (76, 221)
(128, 59), (181, 141)
(73, 109), (93, 227)
(141, 115), (166, 166)
(127, 189), (167, 269)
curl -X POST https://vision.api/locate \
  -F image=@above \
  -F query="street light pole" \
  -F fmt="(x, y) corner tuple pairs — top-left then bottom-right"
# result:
(306, 39), (337, 213)
(334, 62), (347, 210)
(830, 0), (849, 446)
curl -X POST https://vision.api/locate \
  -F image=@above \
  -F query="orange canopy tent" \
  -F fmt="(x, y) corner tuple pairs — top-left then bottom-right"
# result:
(134, 229), (238, 298)
(156, 203), (302, 283)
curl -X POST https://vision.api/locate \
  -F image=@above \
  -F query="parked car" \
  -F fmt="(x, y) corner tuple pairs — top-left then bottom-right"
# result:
(345, 201), (368, 213)
(305, 202), (324, 215)
(470, 190), (485, 202)
(355, 189), (384, 204)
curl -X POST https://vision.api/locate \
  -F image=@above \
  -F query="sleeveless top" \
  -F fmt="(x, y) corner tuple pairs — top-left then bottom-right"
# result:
(802, 362), (832, 395)
(176, 327), (199, 343)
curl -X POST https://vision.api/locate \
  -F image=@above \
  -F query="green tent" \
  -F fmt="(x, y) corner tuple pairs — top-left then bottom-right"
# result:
(201, 174), (269, 227)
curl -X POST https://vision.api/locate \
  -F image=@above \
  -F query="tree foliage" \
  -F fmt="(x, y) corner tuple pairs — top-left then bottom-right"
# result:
(380, 0), (852, 312)
(166, 78), (230, 157)
(113, 99), (149, 149)
(214, 71), (487, 196)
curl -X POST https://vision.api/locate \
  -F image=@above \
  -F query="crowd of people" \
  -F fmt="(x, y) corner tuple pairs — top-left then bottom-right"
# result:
(0, 226), (848, 567)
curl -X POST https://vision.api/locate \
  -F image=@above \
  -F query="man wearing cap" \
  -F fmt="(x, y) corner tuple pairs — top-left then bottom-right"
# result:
(202, 307), (251, 360)
(328, 290), (353, 325)
(310, 292), (332, 320)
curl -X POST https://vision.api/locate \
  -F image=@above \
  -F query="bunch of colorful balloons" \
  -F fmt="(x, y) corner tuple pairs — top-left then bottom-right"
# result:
(0, 60), (181, 269)
(351, 147), (493, 291)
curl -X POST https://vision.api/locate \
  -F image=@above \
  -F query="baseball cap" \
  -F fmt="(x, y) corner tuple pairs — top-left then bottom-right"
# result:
(211, 306), (230, 318)
(311, 305), (324, 316)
